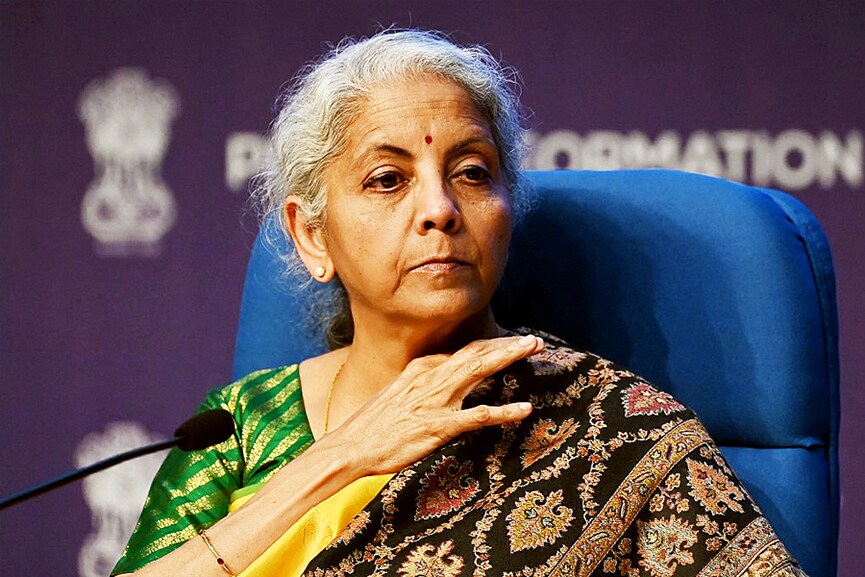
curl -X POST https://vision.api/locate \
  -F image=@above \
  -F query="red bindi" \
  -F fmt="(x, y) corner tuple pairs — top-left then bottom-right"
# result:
(424, 135), (433, 144)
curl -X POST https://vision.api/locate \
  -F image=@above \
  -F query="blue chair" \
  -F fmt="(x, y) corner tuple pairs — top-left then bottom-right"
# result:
(233, 169), (839, 577)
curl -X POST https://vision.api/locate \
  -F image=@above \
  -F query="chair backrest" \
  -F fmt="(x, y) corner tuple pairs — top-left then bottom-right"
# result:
(233, 169), (839, 577)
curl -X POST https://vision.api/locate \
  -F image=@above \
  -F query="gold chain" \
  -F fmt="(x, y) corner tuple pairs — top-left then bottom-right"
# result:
(323, 359), (346, 435)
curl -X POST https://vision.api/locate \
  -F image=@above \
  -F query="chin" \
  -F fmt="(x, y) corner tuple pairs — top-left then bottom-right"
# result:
(407, 291), (491, 325)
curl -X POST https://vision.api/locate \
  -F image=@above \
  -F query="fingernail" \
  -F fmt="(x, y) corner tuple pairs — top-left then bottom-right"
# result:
(518, 402), (532, 411)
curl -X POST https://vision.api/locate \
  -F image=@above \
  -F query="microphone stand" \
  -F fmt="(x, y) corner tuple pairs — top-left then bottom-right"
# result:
(0, 438), (176, 511)
(0, 408), (233, 511)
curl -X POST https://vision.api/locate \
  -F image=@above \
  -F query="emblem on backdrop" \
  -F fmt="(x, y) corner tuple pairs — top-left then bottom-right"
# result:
(75, 422), (166, 577)
(78, 68), (180, 257)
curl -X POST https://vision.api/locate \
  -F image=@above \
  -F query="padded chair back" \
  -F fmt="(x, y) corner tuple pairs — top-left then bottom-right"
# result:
(233, 169), (839, 577)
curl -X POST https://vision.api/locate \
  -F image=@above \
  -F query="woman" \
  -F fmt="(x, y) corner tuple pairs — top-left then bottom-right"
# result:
(114, 30), (804, 576)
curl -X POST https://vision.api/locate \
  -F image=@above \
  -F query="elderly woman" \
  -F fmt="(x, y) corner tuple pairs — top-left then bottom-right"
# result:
(113, 30), (804, 576)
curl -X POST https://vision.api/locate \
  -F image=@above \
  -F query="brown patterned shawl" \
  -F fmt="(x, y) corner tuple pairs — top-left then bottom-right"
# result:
(303, 331), (805, 577)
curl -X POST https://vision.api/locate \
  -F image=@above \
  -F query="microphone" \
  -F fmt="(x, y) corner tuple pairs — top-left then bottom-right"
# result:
(0, 409), (235, 511)
(173, 409), (235, 450)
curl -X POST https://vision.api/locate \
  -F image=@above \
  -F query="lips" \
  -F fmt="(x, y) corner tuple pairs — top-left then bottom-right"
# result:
(410, 256), (469, 272)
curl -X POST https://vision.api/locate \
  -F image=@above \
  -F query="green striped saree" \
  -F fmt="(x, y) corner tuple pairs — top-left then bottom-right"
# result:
(112, 366), (314, 575)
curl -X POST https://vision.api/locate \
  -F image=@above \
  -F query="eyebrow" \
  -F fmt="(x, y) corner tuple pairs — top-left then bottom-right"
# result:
(367, 143), (413, 159)
(447, 136), (495, 156)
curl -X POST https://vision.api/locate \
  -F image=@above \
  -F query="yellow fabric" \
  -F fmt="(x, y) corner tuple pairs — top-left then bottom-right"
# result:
(228, 483), (263, 508)
(228, 474), (393, 577)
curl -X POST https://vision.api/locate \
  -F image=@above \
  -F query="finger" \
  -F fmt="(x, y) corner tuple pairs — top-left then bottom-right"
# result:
(444, 335), (544, 394)
(402, 353), (451, 378)
(454, 334), (541, 359)
(448, 402), (534, 435)
(460, 335), (545, 367)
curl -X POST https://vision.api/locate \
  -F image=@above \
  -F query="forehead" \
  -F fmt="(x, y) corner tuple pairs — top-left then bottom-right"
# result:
(346, 75), (493, 144)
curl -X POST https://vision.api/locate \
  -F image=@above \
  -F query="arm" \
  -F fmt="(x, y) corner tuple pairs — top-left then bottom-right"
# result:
(125, 430), (367, 576)
(123, 334), (544, 576)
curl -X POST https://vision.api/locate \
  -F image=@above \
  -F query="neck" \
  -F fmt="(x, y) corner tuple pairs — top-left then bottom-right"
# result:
(341, 307), (501, 399)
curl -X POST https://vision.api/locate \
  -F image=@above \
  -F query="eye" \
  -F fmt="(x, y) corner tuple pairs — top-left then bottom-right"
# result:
(363, 171), (405, 192)
(455, 164), (492, 184)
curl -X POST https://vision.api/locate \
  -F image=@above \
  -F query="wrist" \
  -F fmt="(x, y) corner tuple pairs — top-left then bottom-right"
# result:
(315, 427), (372, 478)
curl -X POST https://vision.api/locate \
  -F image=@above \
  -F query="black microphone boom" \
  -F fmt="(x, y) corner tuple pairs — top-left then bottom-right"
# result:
(0, 409), (234, 511)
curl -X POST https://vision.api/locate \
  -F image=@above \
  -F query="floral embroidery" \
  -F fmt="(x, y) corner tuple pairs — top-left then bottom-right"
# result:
(550, 420), (711, 577)
(415, 456), (480, 520)
(330, 510), (370, 547)
(695, 514), (737, 552)
(397, 540), (464, 577)
(503, 545), (569, 577)
(686, 458), (745, 515)
(471, 376), (496, 397)
(621, 383), (685, 418)
(301, 336), (797, 577)
(520, 418), (581, 468)
(745, 541), (807, 577)
(637, 515), (699, 577)
(469, 506), (501, 573)
(648, 473), (690, 514)
(529, 347), (587, 375)
(601, 538), (639, 577)
(587, 362), (622, 387)
(697, 517), (803, 577)
(506, 489), (574, 552)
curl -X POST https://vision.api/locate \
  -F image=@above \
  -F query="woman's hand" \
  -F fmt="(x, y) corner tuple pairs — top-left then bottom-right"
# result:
(329, 334), (544, 476)
(125, 335), (543, 577)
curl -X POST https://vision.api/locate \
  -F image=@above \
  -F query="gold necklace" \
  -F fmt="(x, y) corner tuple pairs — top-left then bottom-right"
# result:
(323, 359), (346, 435)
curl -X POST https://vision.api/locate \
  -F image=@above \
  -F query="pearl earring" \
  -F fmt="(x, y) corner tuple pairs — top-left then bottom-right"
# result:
(314, 266), (326, 278)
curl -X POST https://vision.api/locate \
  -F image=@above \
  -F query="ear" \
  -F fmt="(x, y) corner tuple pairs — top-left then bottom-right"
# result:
(284, 196), (335, 283)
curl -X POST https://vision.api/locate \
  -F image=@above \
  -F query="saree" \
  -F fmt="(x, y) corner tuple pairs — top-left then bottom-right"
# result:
(112, 365), (316, 575)
(115, 331), (805, 576)
(229, 473), (393, 576)
(301, 332), (805, 576)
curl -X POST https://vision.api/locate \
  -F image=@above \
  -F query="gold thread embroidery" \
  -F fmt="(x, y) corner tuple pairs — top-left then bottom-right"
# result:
(550, 419), (711, 577)
(696, 517), (803, 577)
(506, 489), (574, 552)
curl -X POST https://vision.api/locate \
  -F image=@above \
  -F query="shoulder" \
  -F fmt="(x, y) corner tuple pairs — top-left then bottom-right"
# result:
(509, 328), (698, 426)
(199, 365), (312, 475)
(201, 365), (302, 417)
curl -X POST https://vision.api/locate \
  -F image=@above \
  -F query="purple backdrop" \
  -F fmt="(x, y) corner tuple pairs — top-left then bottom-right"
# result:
(2, 2), (862, 576)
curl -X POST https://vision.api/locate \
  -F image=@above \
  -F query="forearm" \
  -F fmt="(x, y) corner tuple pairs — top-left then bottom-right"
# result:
(126, 433), (362, 576)
(124, 335), (543, 576)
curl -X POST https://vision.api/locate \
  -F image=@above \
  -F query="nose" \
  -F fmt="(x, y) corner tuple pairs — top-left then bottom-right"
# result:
(413, 176), (462, 234)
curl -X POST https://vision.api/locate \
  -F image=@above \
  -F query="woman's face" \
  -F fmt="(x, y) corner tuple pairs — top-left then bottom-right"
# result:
(320, 74), (512, 330)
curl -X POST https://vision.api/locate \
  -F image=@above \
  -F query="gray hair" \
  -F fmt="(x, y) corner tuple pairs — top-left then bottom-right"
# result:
(252, 29), (531, 348)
